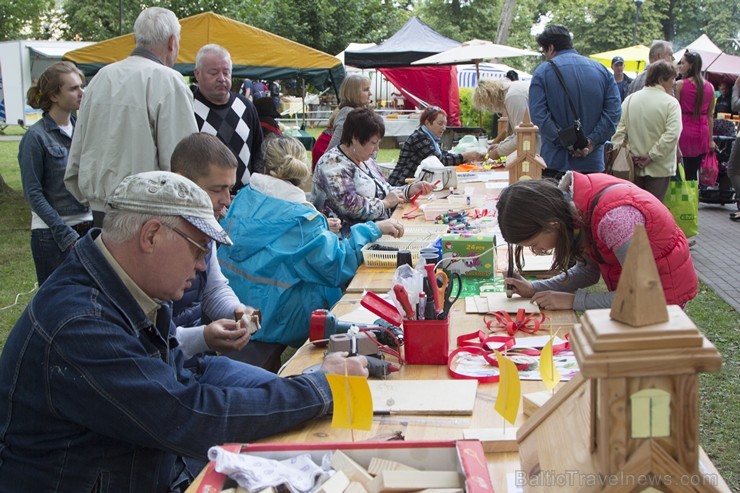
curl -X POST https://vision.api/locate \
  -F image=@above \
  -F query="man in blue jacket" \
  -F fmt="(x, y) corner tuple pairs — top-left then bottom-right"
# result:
(529, 24), (622, 179)
(0, 171), (367, 492)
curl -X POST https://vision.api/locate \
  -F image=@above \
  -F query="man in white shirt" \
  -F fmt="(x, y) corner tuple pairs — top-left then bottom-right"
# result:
(65, 7), (198, 226)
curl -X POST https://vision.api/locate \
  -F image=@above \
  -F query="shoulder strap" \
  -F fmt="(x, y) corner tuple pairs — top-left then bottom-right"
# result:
(547, 60), (581, 123)
(623, 96), (631, 145)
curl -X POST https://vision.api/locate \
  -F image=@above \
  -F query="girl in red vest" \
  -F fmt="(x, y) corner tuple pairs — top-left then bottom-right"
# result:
(498, 172), (697, 310)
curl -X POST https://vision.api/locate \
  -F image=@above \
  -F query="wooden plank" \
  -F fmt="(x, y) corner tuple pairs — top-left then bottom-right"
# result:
(369, 380), (478, 415)
(486, 292), (540, 313)
(522, 391), (553, 417)
(368, 471), (462, 493)
(345, 266), (396, 294)
(332, 450), (374, 486)
(463, 427), (519, 452)
(581, 307), (703, 351)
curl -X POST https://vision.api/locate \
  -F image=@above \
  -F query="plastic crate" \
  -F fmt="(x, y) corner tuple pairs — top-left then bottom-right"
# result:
(361, 239), (430, 268)
(380, 224), (448, 242)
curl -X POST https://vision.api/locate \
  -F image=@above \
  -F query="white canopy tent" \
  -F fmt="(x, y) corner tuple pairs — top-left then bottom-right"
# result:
(456, 62), (531, 88)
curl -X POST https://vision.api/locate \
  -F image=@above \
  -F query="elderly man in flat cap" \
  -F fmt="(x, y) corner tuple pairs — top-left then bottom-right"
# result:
(0, 171), (367, 492)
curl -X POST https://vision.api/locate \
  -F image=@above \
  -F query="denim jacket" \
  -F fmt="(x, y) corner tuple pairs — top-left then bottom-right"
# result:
(0, 230), (333, 492)
(529, 50), (622, 173)
(18, 113), (89, 251)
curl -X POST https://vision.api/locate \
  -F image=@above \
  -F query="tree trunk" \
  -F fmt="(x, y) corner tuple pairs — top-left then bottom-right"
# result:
(495, 0), (517, 45)
(663, 0), (677, 42)
(0, 174), (14, 194)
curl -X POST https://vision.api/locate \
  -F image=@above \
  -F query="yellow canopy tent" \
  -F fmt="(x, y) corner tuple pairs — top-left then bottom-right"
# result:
(64, 12), (344, 91)
(589, 44), (650, 74)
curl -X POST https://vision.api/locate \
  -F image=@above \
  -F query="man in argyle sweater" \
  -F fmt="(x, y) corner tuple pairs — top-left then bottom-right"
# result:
(193, 44), (264, 193)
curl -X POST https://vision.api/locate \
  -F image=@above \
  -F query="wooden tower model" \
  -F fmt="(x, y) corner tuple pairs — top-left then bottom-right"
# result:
(517, 225), (723, 492)
(504, 109), (546, 184)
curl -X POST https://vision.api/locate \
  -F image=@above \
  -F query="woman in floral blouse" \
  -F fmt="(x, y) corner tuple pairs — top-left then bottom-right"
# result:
(312, 108), (434, 237)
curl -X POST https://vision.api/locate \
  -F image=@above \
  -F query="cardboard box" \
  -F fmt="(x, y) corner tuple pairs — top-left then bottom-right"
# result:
(441, 234), (496, 277)
(196, 440), (493, 493)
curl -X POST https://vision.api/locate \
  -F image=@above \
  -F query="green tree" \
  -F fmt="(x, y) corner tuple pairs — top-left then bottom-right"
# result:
(415, 0), (500, 42)
(236, 0), (409, 55)
(62, 0), (236, 42)
(0, 0), (53, 40)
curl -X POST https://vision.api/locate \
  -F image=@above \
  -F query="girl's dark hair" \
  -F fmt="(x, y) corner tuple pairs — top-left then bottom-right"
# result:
(26, 61), (84, 113)
(340, 107), (385, 146)
(682, 51), (706, 120)
(496, 179), (586, 274)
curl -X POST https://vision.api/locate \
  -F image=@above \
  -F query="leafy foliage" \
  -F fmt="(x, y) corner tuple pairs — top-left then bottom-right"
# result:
(0, 0), (53, 41)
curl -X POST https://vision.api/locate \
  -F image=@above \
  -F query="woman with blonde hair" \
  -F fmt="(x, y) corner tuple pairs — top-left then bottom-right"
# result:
(18, 61), (92, 285)
(312, 74), (372, 167)
(472, 77), (539, 160)
(219, 135), (403, 367)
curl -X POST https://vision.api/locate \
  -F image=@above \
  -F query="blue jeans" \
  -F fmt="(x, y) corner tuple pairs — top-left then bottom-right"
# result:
(31, 228), (69, 285)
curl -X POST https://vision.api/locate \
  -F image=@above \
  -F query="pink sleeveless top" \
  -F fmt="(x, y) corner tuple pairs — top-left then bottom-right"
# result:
(678, 78), (713, 157)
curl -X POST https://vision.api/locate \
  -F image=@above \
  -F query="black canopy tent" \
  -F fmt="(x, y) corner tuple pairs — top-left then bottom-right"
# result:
(344, 17), (463, 125)
(344, 17), (460, 68)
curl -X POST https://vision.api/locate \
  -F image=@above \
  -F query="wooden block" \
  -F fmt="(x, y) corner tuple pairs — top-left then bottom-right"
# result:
(369, 380), (477, 415)
(331, 450), (374, 486)
(315, 471), (350, 493)
(345, 482), (368, 493)
(367, 457), (419, 475)
(463, 427), (519, 452)
(581, 306), (703, 352)
(522, 390), (553, 416)
(486, 293), (540, 313)
(368, 471), (462, 493)
(610, 224), (669, 326)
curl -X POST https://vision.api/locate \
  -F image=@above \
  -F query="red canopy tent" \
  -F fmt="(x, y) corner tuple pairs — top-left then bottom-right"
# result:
(344, 17), (462, 125)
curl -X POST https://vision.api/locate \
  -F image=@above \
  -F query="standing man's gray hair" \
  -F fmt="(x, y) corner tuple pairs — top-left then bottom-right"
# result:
(134, 7), (181, 49)
(648, 40), (673, 63)
(195, 44), (232, 71)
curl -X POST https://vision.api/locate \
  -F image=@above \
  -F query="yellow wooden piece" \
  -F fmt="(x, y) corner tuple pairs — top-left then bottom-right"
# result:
(326, 374), (373, 430)
(494, 350), (521, 425)
(630, 388), (671, 438)
(540, 336), (561, 391)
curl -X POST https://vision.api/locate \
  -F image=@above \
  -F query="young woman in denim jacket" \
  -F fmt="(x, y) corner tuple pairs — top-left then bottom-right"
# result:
(18, 62), (92, 285)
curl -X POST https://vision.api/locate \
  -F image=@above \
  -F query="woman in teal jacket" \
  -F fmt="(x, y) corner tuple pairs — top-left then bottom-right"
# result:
(218, 136), (403, 355)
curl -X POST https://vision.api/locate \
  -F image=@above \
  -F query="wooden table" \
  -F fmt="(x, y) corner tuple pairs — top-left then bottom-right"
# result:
(188, 175), (731, 492)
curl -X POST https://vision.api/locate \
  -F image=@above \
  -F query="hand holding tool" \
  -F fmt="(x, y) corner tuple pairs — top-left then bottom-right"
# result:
(506, 243), (514, 299)
(310, 309), (404, 347)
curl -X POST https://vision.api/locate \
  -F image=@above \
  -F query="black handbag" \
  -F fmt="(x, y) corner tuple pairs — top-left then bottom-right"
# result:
(548, 60), (589, 152)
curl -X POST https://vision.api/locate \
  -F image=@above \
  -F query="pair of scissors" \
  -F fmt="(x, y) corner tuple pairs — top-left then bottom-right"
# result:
(436, 272), (462, 319)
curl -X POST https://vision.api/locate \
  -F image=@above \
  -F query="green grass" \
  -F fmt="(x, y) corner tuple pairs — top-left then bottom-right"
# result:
(0, 136), (736, 488)
(685, 287), (739, 489)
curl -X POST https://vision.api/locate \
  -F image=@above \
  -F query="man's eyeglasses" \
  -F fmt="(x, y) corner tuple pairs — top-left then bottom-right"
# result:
(169, 225), (210, 260)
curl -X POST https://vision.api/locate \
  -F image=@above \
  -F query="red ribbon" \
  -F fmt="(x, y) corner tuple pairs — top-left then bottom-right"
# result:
(484, 309), (546, 336)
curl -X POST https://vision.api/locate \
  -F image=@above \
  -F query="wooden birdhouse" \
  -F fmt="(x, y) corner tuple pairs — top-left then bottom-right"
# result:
(504, 109), (546, 184)
(517, 225), (723, 492)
